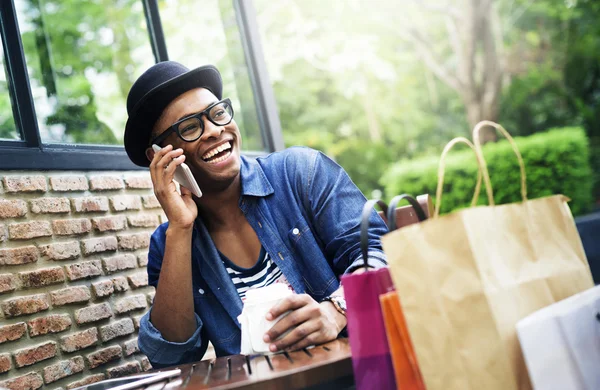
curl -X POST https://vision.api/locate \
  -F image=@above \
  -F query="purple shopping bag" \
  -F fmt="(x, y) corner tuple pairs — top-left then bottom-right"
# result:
(342, 199), (397, 390)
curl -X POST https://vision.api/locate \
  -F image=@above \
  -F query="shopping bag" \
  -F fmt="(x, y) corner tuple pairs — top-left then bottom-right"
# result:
(342, 199), (396, 390)
(380, 291), (426, 390)
(517, 285), (600, 390)
(381, 122), (594, 390)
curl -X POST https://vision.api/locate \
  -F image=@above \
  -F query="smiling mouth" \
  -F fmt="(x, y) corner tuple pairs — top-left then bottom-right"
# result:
(201, 141), (233, 164)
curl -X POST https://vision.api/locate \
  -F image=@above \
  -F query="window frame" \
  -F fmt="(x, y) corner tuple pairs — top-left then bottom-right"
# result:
(0, 0), (283, 170)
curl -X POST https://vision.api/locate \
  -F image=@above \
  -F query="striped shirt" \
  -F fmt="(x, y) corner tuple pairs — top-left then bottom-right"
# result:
(220, 246), (294, 301)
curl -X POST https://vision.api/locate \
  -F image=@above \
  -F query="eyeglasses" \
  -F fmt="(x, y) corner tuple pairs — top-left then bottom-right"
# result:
(150, 98), (234, 146)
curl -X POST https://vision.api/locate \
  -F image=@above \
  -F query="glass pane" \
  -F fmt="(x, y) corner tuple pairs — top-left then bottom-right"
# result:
(0, 39), (19, 141)
(16, 0), (155, 145)
(159, 0), (265, 152)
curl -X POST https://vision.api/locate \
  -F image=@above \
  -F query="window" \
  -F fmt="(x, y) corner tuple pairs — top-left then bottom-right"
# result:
(159, 0), (264, 151)
(17, 0), (154, 146)
(0, 39), (17, 141)
(0, 0), (282, 170)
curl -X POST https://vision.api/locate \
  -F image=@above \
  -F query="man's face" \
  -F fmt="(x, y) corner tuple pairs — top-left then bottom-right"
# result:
(149, 88), (242, 191)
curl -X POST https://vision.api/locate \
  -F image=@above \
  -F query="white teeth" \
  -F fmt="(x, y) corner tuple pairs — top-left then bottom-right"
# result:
(206, 150), (231, 164)
(202, 142), (232, 160)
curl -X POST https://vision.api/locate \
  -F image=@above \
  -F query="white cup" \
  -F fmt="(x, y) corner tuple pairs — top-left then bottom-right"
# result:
(239, 284), (293, 354)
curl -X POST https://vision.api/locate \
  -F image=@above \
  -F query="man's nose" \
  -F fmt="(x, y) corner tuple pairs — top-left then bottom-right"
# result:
(199, 119), (224, 141)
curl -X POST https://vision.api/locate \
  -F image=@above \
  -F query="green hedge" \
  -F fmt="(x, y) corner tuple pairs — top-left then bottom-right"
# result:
(381, 127), (593, 216)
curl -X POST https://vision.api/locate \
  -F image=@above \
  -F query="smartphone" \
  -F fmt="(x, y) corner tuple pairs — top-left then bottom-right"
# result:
(152, 144), (202, 198)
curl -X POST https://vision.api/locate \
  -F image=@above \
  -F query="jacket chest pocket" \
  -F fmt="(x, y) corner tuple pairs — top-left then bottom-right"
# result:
(286, 219), (336, 298)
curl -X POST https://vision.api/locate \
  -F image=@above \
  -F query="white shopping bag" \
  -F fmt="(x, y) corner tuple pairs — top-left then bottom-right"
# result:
(516, 285), (600, 390)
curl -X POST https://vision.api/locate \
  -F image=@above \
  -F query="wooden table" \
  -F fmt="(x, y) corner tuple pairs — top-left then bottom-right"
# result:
(142, 338), (354, 389)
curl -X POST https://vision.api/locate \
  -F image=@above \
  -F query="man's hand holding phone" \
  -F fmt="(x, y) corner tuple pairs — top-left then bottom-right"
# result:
(149, 144), (199, 230)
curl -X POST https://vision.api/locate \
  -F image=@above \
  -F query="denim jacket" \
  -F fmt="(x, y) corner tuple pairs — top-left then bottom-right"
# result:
(138, 147), (388, 368)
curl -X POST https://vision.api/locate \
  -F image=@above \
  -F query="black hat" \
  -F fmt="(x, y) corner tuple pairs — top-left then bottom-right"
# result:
(124, 61), (223, 167)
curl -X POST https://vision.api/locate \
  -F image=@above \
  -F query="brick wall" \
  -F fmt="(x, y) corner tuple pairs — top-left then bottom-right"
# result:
(0, 172), (164, 390)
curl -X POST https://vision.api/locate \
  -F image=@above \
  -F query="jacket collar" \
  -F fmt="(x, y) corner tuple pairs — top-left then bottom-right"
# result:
(239, 155), (274, 197)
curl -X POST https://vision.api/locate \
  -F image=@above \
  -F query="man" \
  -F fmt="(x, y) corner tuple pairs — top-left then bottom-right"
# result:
(124, 61), (388, 368)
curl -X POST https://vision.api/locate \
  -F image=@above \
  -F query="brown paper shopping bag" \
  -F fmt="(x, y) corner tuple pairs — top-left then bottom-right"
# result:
(382, 122), (594, 390)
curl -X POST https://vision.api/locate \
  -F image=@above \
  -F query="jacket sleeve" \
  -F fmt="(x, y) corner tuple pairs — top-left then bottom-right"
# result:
(138, 225), (208, 368)
(302, 150), (389, 275)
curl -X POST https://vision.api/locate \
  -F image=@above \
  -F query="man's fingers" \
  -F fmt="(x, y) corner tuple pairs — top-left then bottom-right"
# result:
(157, 148), (184, 171)
(163, 154), (185, 180)
(268, 320), (321, 352)
(265, 305), (312, 343)
(267, 294), (310, 321)
(149, 144), (173, 169)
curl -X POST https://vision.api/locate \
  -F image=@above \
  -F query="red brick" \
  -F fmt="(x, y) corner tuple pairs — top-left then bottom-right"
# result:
(52, 218), (91, 236)
(72, 196), (109, 213)
(2, 294), (49, 317)
(39, 241), (81, 261)
(89, 175), (124, 191)
(0, 199), (28, 218)
(60, 327), (98, 353)
(66, 374), (105, 390)
(14, 341), (57, 367)
(0, 371), (43, 390)
(127, 214), (159, 228)
(8, 221), (52, 240)
(100, 318), (135, 342)
(92, 280), (114, 298)
(0, 224), (6, 241)
(0, 273), (17, 293)
(124, 175), (153, 189)
(19, 266), (65, 288)
(117, 232), (150, 251)
(141, 195), (161, 209)
(74, 302), (113, 324)
(123, 338), (139, 356)
(91, 215), (127, 232)
(0, 246), (38, 265)
(140, 356), (152, 371)
(107, 361), (141, 378)
(0, 353), (11, 373)
(103, 254), (137, 274)
(114, 294), (147, 314)
(110, 195), (141, 211)
(138, 252), (148, 267)
(128, 272), (148, 289)
(49, 176), (89, 192)
(0, 322), (27, 344)
(30, 197), (70, 214)
(43, 356), (84, 384)
(28, 314), (72, 337)
(50, 286), (91, 306)
(81, 236), (117, 256)
(3, 175), (47, 193)
(65, 260), (102, 281)
(86, 345), (122, 369)
(112, 276), (129, 292)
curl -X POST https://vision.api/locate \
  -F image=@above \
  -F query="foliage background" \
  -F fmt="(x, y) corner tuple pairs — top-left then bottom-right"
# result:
(0, 0), (597, 215)
(255, 0), (600, 214)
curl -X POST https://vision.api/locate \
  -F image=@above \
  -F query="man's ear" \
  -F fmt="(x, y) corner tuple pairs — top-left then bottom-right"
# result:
(145, 147), (155, 163)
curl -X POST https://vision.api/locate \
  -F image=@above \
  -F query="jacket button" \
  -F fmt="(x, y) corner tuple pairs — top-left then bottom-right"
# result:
(292, 228), (299, 235)
(198, 288), (204, 294)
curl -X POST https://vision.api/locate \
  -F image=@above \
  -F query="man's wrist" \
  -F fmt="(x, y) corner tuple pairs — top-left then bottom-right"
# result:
(321, 300), (347, 334)
(166, 223), (194, 236)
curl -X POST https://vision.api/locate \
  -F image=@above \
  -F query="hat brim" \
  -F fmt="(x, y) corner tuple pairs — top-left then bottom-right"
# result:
(124, 65), (223, 167)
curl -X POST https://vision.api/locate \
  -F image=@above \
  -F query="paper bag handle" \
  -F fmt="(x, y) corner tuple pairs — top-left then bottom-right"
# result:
(387, 194), (427, 231)
(361, 199), (389, 269)
(435, 137), (484, 218)
(473, 121), (528, 205)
